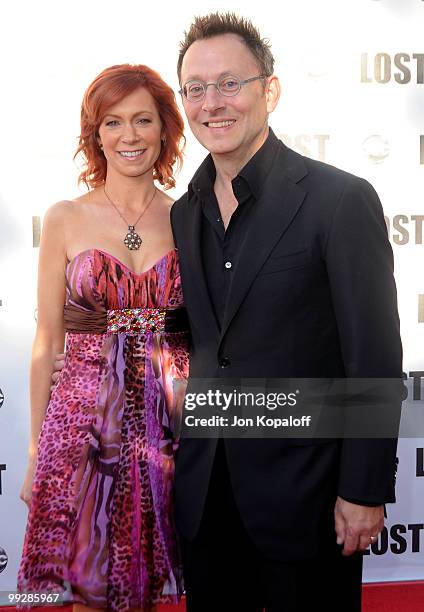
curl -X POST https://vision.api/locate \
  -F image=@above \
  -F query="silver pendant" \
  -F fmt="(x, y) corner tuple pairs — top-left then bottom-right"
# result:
(124, 226), (142, 250)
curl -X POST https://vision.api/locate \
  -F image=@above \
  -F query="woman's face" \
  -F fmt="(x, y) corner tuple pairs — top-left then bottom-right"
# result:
(97, 87), (163, 180)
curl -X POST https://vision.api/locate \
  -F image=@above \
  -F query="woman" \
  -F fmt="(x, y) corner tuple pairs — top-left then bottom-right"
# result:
(18, 64), (189, 611)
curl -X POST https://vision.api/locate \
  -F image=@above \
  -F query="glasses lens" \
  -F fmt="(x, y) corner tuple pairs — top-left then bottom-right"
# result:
(218, 76), (241, 96)
(185, 81), (205, 101)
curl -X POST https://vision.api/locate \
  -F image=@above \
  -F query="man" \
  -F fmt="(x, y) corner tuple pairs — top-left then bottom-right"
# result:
(170, 12), (403, 612)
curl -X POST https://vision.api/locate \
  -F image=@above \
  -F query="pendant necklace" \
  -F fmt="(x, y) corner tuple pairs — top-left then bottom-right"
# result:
(103, 186), (157, 250)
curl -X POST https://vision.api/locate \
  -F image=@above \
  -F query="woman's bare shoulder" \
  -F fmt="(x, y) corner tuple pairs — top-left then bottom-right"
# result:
(42, 200), (75, 225)
(45, 189), (103, 220)
(157, 189), (175, 209)
(72, 187), (103, 204)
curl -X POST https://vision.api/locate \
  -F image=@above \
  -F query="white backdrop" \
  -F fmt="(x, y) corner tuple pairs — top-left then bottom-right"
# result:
(0, 0), (423, 595)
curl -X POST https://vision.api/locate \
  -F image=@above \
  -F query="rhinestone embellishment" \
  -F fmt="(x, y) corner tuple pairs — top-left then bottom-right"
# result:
(107, 308), (166, 334)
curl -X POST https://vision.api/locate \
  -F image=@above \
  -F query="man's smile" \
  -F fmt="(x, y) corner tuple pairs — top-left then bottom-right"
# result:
(202, 119), (236, 128)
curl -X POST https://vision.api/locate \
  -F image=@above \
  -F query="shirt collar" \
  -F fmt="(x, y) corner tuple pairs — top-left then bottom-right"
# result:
(189, 127), (280, 201)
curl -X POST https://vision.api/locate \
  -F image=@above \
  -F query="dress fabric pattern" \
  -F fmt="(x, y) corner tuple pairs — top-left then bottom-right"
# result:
(18, 248), (189, 610)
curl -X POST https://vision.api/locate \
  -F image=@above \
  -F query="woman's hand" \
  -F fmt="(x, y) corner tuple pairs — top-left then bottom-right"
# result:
(20, 458), (36, 508)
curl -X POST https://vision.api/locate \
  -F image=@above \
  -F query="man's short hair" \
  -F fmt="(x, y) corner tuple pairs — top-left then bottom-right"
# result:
(177, 12), (275, 84)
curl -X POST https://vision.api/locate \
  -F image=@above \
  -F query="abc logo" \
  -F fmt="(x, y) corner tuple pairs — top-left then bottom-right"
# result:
(0, 547), (8, 573)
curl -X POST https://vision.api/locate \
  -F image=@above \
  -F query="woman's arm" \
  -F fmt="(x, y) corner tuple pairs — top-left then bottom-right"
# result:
(20, 202), (69, 505)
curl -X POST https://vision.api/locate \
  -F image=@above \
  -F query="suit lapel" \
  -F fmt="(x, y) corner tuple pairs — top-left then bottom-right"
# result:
(219, 146), (308, 342)
(178, 187), (220, 338)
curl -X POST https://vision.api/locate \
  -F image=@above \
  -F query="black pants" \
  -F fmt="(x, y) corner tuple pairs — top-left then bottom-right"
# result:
(180, 440), (363, 612)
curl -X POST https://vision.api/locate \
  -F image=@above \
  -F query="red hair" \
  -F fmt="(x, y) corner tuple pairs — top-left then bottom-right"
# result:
(75, 64), (185, 190)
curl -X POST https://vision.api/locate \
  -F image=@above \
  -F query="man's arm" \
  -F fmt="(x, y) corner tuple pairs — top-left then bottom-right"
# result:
(324, 176), (403, 553)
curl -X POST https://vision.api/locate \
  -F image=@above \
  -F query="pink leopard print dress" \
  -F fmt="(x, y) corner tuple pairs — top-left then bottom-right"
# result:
(18, 248), (189, 610)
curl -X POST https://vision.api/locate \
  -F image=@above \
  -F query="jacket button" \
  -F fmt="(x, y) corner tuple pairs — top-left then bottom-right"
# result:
(219, 356), (231, 368)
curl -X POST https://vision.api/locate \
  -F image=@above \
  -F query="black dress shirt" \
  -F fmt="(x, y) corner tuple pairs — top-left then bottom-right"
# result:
(194, 128), (280, 327)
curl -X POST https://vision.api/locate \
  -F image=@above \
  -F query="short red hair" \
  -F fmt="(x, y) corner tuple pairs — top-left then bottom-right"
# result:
(75, 64), (185, 190)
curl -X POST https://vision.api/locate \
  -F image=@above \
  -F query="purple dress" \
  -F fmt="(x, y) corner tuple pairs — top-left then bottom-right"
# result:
(18, 248), (189, 610)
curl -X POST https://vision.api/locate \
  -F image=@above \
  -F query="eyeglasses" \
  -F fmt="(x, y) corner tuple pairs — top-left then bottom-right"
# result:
(179, 74), (267, 102)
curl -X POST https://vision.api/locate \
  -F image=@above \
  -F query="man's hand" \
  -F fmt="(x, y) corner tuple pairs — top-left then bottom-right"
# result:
(334, 496), (384, 556)
(51, 352), (65, 390)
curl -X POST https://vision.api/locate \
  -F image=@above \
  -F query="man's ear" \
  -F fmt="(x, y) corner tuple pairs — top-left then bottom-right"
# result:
(265, 75), (281, 113)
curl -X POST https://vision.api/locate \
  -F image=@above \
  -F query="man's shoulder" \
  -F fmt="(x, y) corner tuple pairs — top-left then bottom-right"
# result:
(172, 190), (189, 207)
(170, 190), (189, 220)
(306, 156), (366, 191)
(278, 140), (369, 194)
(171, 153), (212, 219)
(274, 141), (382, 225)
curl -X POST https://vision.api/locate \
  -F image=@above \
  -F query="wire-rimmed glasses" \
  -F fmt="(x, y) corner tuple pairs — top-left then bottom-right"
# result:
(179, 74), (267, 102)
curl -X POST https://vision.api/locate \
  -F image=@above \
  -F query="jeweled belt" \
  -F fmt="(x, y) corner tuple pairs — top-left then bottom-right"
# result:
(64, 305), (189, 334)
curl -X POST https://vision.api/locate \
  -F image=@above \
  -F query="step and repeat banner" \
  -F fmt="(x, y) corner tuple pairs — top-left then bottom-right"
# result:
(0, 0), (423, 594)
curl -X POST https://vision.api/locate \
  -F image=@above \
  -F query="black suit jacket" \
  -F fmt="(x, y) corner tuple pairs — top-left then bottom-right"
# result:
(170, 138), (403, 561)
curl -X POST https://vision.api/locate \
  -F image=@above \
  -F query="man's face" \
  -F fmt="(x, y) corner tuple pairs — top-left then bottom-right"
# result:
(180, 33), (279, 161)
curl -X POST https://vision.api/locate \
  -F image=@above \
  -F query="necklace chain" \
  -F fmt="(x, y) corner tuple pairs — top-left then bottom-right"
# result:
(103, 186), (157, 228)
(103, 186), (158, 251)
